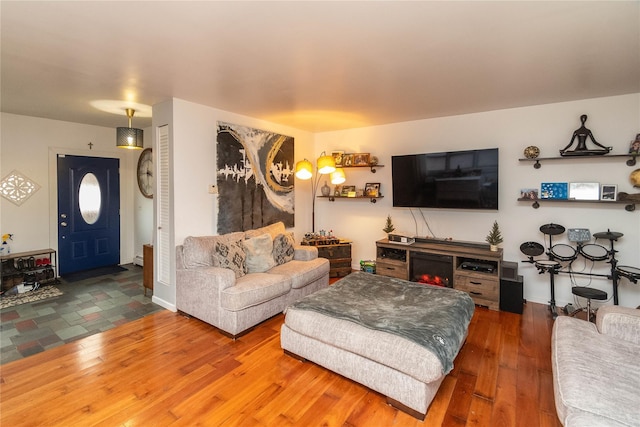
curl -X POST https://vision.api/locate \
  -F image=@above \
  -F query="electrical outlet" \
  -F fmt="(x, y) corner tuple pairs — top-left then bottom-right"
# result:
(208, 184), (218, 194)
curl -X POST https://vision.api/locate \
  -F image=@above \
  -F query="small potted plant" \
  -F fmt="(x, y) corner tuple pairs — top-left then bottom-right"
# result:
(485, 221), (503, 251)
(382, 215), (395, 237)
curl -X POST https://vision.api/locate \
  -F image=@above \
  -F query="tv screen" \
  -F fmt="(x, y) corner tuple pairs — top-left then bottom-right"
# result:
(392, 148), (499, 209)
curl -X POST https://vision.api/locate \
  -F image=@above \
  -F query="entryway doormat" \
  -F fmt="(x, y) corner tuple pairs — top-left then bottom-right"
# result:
(62, 265), (127, 283)
(0, 286), (63, 310)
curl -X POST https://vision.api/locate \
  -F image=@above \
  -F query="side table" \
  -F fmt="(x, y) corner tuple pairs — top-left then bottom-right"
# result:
(315, 241), (352, 278)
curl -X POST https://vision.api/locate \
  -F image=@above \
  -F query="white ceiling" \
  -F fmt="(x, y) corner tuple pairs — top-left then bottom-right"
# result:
(1, 1), (639, 133)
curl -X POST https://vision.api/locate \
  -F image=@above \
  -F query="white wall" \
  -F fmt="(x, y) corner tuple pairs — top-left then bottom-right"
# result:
(0, 113), (138, 266)
(132, 128), (154, 264)
(314, 94), (640, 309)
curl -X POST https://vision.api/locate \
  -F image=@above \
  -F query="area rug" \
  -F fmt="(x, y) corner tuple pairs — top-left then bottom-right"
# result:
(61, 265), (127, 283)
(1, 286), (63, 310)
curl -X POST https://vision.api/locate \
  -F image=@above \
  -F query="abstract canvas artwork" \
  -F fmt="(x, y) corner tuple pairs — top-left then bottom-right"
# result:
(216, 122), (294, 233)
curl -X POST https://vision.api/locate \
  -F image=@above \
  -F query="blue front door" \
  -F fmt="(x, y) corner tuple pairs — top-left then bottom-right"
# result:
(57, 155), (120, 275)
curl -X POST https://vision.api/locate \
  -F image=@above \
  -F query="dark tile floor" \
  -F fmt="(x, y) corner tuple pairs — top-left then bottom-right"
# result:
(0, 264), (164, 364)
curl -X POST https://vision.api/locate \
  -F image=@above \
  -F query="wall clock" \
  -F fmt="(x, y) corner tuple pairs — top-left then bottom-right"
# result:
(137, 148), (153, 198)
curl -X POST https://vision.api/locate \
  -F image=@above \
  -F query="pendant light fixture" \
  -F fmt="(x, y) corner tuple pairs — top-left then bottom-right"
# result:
(116, 108), (144, 149)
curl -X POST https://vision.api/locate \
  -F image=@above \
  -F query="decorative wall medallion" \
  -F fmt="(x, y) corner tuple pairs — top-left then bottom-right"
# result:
(0, 170), (41, 206)
(630, 169), (640, 188)
(523, 146), (540, 159)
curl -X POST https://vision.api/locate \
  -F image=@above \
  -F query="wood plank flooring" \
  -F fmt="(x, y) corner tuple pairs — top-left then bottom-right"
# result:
(0, 302), (561, 426)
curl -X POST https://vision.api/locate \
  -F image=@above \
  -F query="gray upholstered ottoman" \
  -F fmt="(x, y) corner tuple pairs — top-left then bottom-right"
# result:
(281, 271), (474, 420)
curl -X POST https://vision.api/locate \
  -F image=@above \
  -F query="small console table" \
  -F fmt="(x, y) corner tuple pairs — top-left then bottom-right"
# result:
(376, 239), (503, 310)
(143, 244), (153, 296)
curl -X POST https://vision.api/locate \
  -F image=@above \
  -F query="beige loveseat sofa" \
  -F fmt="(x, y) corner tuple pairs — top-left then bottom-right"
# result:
(552, 306), (640, 427)
(176, 222), (330, 337)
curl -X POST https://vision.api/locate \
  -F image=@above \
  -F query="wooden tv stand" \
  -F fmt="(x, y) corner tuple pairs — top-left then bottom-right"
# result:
(376, 238), (503, 310)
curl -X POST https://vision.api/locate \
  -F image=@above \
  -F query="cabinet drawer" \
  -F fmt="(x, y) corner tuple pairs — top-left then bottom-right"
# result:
(376, 260), (408, 280)
(454, 273), (499, 299)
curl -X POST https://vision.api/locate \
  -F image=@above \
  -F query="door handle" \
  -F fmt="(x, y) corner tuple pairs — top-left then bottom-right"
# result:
(60, 222), (68, 227)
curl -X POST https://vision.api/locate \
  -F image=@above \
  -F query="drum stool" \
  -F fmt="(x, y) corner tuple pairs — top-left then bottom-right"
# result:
(570, 286), (607, 322)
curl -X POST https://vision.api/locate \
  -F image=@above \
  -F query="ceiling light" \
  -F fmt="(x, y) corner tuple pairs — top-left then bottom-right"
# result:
(116, 108), (144, 149)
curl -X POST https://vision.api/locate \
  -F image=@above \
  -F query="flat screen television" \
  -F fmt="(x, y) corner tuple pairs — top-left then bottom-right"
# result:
(392, 148), (499, 210)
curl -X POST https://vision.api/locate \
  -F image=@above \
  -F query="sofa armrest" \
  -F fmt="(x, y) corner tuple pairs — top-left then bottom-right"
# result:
(596, 305), (640, 345)
(293, 245), (318, 261)
(177, 266), (237, 292)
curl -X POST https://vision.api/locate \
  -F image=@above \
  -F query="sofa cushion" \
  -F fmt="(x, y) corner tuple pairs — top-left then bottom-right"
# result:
(273, 232), (295, 265)
(182, 232), (245, 269)
(220, 273), (291, 311)
(268, 258), (330, 289)
(245, 221), (286, 240)
(244, 233), (276, 273)
(212, 238), (246, 278)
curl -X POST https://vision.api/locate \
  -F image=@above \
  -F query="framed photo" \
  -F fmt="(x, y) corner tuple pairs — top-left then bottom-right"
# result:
(331, 151), (344, 167)
(629, 134), (640, 154)
(569, 182), (600, 200)
(365, 182), (380, 197)
(353, 153), (370, 166)
(519, 188), (539, 200)
(600, 184), (617, 201)
(341, 185), (356, 197)
(342, 154), (354, 167)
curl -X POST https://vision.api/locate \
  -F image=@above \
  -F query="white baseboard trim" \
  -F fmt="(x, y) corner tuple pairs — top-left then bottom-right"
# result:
(152, 295), (176, 312)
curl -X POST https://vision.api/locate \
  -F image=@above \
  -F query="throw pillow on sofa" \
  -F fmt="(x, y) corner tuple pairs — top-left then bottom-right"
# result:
(182, 232), (245, 269)
(212, 238), (246, 278)
(244, 233), (276, 273)
(273, 232), (295, 265)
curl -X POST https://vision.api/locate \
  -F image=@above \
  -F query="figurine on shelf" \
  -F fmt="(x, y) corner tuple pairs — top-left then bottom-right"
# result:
(559, 114), (611, 156)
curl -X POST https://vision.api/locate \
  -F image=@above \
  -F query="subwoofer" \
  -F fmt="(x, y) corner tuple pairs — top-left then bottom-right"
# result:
(500, 275), (524, 314)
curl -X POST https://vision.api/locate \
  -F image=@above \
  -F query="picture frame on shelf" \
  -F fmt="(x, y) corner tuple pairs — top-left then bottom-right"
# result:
(519, 188), (539, 200)
(353, 153), (370, 166)
(569, 182), (600, 200)
(365, 182), (380, 197)
(601, 184), (617, 201)
(629, 133), (640, 154)
(342, 154), (354, 167)
(341, 185), (356, 197)
(332, 151), (345, 167)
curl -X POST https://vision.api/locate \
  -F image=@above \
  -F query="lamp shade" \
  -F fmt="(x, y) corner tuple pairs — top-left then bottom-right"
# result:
(116, 127), (144, 149)
(295, 159), (313, 180)
(316, 153), (336, 175)
(330, 168), (346, 185)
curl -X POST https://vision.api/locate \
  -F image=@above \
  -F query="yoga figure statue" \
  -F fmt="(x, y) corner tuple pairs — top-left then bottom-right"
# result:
(560, 114), (611, 156)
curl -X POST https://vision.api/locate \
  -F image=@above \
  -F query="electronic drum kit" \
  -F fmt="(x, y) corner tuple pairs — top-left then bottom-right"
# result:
(520, 224), (639, 315)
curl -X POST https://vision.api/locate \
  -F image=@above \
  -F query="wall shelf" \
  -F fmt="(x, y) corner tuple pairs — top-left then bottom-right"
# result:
(339, 164), (384, 173)
(517, 197), (636, 212)
(319, 195), (384, 203)
(519, 153), (638, 169)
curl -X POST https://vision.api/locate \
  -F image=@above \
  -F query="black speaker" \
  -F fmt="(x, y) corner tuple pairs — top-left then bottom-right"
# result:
(500, 275), (524, 314)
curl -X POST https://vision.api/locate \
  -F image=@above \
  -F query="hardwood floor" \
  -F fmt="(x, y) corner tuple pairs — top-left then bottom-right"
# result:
(0, 302), (561, 426)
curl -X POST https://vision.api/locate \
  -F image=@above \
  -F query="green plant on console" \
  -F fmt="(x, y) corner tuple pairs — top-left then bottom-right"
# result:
(383, 215), (395, 234)
(485, 221), (503, 246)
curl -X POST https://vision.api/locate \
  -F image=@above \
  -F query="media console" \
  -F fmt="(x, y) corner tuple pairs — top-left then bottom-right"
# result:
(376, 238), (503, 310)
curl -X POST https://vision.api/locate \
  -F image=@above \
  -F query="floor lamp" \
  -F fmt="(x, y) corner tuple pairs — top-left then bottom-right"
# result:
(295, 152), (346, 233)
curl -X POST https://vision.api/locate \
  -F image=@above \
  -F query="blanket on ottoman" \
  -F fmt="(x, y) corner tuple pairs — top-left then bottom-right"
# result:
(287, 271), (474, 374)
